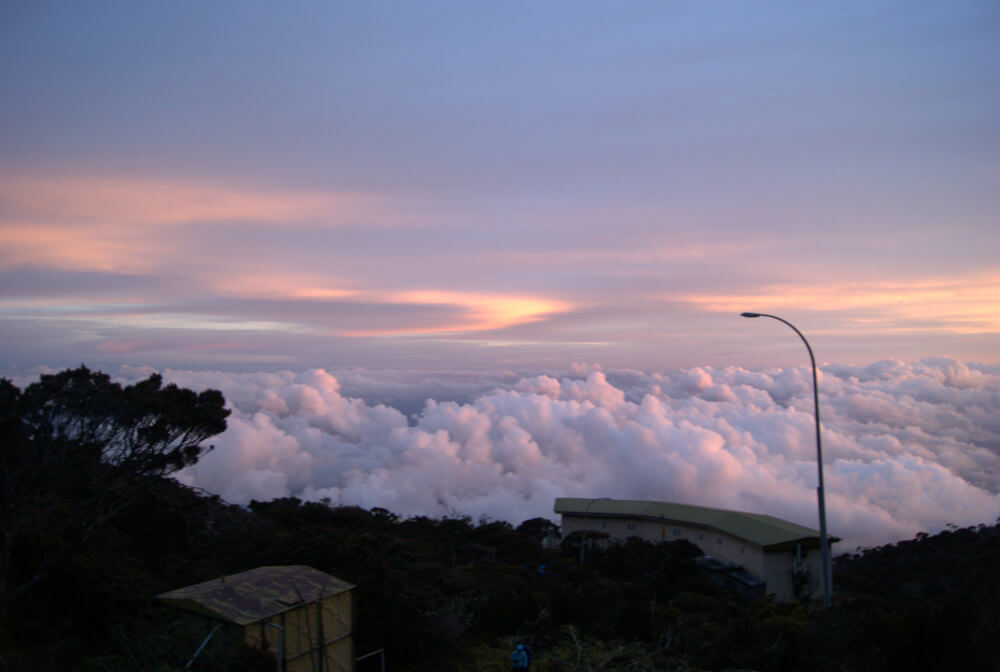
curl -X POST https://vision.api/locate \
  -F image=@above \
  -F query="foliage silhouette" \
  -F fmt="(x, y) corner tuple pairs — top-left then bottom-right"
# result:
(0, 366), (229, 610)
(1, 369), (999, 670)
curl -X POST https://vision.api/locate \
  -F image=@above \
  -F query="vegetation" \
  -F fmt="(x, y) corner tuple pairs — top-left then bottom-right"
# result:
(0, 367), (228, 611)
(1, 368), (997, 670)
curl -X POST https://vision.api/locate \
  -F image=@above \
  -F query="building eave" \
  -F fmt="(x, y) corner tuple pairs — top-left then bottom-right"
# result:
(556, 497), (836, 550)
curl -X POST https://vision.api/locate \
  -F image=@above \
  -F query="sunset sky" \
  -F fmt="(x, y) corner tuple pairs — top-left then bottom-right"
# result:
(2, 1), (997, 372)
(2, 2), (999, 544)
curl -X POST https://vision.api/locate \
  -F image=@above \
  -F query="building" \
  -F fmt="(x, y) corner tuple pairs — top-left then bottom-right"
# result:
(555, 498), (837, 601)
(156, 565), (355, 672)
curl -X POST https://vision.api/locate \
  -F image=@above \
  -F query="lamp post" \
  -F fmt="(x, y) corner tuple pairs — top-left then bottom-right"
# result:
(579, 497), (608, 564)
(741, 312), (832, 607)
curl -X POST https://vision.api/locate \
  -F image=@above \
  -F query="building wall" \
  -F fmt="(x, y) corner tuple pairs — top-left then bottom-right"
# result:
(561, 515), (839, 601)
(762, 546), (825, 601)
(563, 512), (831, 602)
(247, 591), (353, 672)
(761, 550), (795, 602)
(562, 514), (766, 577)
(318, 591), (353, 672)
(643, 520), (766, 577)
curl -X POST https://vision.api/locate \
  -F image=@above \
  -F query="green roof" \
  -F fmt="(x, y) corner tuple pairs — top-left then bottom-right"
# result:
(156, 565), (354, 625)
(555, 498), (838, 549)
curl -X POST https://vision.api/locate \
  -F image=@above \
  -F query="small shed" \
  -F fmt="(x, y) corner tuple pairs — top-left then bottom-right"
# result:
(157, 565), (355, 672)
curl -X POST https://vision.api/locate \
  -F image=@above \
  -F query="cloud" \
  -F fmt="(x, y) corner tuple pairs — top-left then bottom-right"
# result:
(676, 273), (1000, 335)
(1, 172), (996, 368)
(0, 176), (378, 275)
(98, 356), (994, 552)
(352, 291), (570, 335)
(0, 175), (367, 227)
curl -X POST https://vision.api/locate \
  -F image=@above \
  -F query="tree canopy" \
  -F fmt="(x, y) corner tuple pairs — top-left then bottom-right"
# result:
(0, 366), (229, 607)
(1, 369), (998, 670)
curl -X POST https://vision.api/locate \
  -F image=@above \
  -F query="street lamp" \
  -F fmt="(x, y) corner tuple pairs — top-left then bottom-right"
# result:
(741, 312), (832, 607)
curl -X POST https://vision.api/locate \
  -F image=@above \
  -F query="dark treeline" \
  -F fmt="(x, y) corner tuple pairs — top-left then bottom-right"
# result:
(2, 477), (999, 671)
(2, 368), (998, 670)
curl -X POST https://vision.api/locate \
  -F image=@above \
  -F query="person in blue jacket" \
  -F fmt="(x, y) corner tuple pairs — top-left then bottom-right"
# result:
(510, 644), (529, 671)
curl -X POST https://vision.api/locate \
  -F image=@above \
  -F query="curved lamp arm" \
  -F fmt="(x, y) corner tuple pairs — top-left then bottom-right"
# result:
(741, 312), (832, 607)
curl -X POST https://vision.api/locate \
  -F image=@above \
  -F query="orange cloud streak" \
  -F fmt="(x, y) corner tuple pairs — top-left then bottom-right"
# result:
(207, 271), (358, 301)
(140, 268), (572, 336)
(678, 274), (1000, 334)
(344, 290), (572, 336)
(0, 175), (371, 272)
(0, 175), (368, 226)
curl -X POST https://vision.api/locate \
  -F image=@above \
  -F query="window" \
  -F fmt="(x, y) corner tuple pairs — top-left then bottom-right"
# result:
(740, 546), (745, 556)
(716, 537), (723, 546)
(601, 521), (607, 529)
(672, 528), (681, 537)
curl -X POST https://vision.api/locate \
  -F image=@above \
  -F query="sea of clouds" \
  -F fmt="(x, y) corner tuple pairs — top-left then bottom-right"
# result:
(29, 357), (1000, 552)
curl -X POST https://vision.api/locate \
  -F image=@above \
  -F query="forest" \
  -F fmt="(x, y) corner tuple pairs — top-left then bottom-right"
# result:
(1, 368), (998, 671)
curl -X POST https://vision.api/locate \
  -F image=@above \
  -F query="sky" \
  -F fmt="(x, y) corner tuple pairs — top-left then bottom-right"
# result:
(1, 0), (998, 372)
(2, 2), (999, 546)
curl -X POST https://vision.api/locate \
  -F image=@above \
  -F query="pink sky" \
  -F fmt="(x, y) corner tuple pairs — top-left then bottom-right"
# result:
(1, 3), (998, 372)
(0, 170), (996, 372)
(2, 2), (998, 543)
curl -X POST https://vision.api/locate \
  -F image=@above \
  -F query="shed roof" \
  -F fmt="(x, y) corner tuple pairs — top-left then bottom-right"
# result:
(156, 565), (355, 625)
(555, 498), (838, 549)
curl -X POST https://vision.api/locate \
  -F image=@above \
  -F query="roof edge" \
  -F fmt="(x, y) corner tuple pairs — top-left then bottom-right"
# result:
(554, 497), (834, 547)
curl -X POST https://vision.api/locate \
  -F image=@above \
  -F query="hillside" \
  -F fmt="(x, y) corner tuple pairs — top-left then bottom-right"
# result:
(1, 476), (997, 671)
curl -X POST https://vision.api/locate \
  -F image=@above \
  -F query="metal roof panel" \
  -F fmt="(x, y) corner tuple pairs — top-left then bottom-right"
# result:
(156, 565), (355, 625)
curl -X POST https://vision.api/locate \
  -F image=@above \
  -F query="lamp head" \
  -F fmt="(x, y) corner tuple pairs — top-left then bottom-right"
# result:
(741, 312), (761, 318)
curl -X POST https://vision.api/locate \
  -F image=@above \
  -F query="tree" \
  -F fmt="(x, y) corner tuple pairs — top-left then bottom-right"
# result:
(517, 517), (560, 544)
(0, 366), (229, 607)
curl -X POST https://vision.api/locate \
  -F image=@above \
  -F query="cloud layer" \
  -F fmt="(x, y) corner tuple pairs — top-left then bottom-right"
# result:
(105, 357), (1000, 551)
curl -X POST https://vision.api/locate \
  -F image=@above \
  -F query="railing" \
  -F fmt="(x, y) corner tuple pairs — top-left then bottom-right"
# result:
(356, 648), (387, 672)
